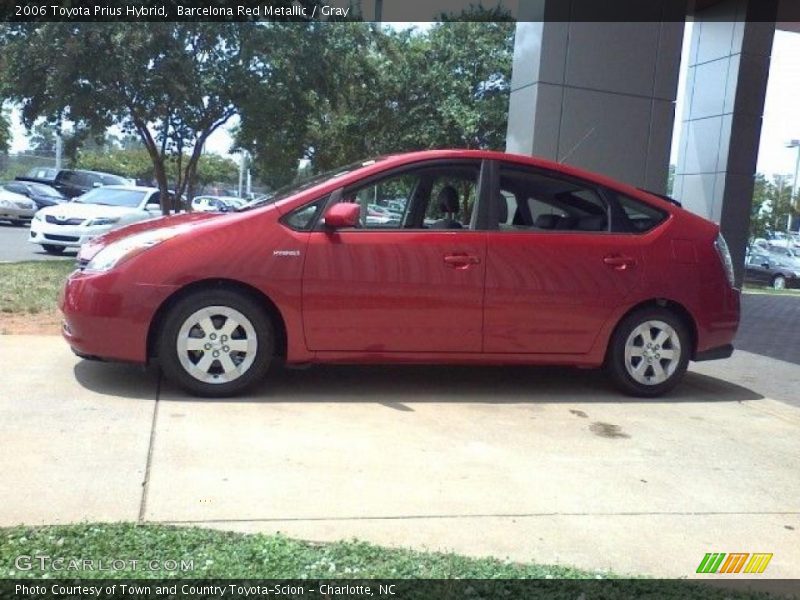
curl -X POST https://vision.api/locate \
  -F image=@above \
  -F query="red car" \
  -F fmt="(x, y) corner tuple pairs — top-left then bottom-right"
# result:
(61, 150), (739, 398)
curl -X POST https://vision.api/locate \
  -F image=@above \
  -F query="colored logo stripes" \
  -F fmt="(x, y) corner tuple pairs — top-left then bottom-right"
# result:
(696, 553), (773, 574)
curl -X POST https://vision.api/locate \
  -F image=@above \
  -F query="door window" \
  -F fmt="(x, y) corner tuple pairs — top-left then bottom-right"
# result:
(494, 165), (609, 233)
(340, 162), (482, 230)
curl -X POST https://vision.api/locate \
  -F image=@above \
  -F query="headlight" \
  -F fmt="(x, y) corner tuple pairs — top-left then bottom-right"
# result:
(84, 227), (186, 272)
(33, 212), (43, 221)
(714, 232), (736, 288)
(86, 217), (120, 226)
(0, 199), (12, 208)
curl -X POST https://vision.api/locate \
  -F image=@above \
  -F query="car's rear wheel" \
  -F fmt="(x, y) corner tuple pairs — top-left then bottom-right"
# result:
(772, 275), (787, 290)
(41, 244), (65, 254)
(157, 290), (274, 397)
(606, 307), (690, 397)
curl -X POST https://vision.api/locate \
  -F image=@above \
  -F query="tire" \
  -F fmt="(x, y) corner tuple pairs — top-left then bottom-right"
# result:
(772, 275), (787, 290)
(605, 307), (690, 397)
(157, 289), (274, 397)
(41, 244), (65, 254)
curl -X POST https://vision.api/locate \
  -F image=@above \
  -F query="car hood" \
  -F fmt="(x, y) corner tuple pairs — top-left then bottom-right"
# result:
(77, 211), (221, 262)
(39, 202), (141, 219)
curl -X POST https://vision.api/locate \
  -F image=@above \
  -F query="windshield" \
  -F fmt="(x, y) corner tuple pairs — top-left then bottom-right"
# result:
(241, 158), (386, 211)
(74, 188), (147, 207)
(30, 183), (63, 198)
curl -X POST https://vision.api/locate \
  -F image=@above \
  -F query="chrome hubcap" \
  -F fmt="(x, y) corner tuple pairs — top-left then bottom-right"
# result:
(177, 306), (257, 384)
(624, 320), (681, 386)
(774, 277), (786, 290)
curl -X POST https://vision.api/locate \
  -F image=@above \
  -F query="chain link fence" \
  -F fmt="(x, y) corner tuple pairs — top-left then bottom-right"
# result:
(0, 152), (68, 180)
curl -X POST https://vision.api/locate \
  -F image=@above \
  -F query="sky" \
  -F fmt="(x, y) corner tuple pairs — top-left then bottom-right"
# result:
(7, 22), (800, 180)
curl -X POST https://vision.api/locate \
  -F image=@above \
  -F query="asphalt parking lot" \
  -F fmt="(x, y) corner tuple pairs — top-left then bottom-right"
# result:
(0, 222), (77, 262)
(1, 335), (798, 579)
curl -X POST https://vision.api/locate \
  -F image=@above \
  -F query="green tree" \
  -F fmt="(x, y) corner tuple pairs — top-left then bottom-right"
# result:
(238, 19), (515, 186)
(76, 147), (238, 191)
(0, 106), (10, 154)
(1, 23), (257, 213)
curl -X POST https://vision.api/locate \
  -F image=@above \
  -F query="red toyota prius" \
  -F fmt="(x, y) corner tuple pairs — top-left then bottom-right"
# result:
(61, 150), (739, 397)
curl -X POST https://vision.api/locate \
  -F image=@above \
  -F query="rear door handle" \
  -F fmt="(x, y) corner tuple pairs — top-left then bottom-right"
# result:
(444, 254), (481, 268)
(603, 254), (637, 270)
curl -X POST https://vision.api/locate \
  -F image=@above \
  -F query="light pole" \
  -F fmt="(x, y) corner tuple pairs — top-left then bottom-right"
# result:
(788, 139), (800, 206)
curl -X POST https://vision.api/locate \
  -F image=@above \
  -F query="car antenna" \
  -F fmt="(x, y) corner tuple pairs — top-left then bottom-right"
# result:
(558, 126), (596, 164)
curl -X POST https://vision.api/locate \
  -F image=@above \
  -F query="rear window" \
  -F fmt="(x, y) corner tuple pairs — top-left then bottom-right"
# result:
(614, 193), (667, 233)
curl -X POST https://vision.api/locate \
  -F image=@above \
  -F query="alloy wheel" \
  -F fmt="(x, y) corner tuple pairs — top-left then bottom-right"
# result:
(623, 320), (682, 386)
(176, 305), (258, 384)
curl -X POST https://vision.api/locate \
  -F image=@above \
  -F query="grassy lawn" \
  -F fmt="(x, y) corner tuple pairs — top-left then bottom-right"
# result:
(1, 523), (597, 580)
(0, 260), (74, 314)
(742, 284), (800, 296)
(0, 524), (773, 599)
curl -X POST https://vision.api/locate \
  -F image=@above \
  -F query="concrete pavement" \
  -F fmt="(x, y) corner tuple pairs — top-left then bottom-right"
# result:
(1, 334), (798, 579)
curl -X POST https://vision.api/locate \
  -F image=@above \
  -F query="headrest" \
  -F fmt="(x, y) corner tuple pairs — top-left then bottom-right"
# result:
(437, 186), (459, 214)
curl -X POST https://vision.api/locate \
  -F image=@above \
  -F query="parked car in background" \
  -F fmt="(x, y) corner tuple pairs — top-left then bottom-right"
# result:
(1, 180), (66, 209)
(744, 246), (800, 290)
(63, 150), (739, 399)
(30, 186), (167, 254)
(192, 195), (237, 213)
(16, 168), (130, 199)
(0, 187), (37, 225)
(24, 167), (59, 180)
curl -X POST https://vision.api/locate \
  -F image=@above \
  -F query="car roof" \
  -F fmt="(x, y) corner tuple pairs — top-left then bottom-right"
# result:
(335, 150), (682, 213)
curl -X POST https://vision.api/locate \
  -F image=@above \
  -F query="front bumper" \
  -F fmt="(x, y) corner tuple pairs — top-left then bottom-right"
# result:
(60, 269), (177, 363)
(0, 205), (35, 221)
(29, 220), (114, 248)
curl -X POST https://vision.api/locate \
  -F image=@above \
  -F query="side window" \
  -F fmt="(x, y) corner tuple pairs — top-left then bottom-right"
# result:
(283, 198), (326, 231)
(496, 166), (609, 233)
(614, 193), (668, 233)
(341, 162), (482, 231)
(351, 173), (417, 229)
(60, 171), (78, 184)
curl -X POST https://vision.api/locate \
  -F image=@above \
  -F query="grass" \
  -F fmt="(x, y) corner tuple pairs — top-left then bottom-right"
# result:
(0, 260), (75, 314)
(0, 525), (779, 600)
(742, 284), (800, 296)
(1, 524), (599, 580)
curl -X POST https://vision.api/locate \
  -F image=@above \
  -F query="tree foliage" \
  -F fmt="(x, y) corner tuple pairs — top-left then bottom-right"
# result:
(0, 106), (10, 154)
(749, 173), (798, 239)
(0, 23), (256, 213)
(237, 18), (515, 187)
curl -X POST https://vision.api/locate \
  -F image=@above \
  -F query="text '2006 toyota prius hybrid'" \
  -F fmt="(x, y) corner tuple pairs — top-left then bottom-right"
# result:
(61, 150), (740, 397)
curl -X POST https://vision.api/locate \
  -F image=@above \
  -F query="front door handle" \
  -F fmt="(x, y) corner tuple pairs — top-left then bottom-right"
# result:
(444, 254), (481, 269)
(603, 254), (637, 271)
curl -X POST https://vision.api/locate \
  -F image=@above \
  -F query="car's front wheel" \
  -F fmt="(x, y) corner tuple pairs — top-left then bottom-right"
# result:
(41, 244), (65, 254)
(606, 308), (690, 397)
(157, 289), (274, 397)
(772, 275), (787, 290)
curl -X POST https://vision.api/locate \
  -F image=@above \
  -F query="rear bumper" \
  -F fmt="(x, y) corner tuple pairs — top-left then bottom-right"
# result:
(694, 344), (734, 361)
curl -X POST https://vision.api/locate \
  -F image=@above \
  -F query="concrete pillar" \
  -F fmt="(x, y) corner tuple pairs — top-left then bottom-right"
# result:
(505, 1), (686, 193)
(673, 0), (777, 285)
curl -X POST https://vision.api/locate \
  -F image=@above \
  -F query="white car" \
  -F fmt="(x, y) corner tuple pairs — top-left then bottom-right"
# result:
(30, 186), (165, 254)
(0, 188), (37, 225)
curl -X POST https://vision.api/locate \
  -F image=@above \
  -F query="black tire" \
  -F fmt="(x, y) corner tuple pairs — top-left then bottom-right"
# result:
(157, 289), (275, 397)
(605, 307), (691, 397)
(41, 244), (65, 254)
(772, 275), (787, 290)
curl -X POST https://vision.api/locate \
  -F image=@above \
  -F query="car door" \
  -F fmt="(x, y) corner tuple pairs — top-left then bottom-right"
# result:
(301, 160), (488, 353)
(482, 162), (646, 355)
(745, 253), (770, 284)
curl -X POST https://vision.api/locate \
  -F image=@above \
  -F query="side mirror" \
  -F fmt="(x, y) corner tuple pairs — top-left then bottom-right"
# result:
(323, 203), (360, 229)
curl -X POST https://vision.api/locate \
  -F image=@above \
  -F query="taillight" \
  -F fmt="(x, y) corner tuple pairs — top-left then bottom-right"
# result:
(714, 233), (736, 288)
